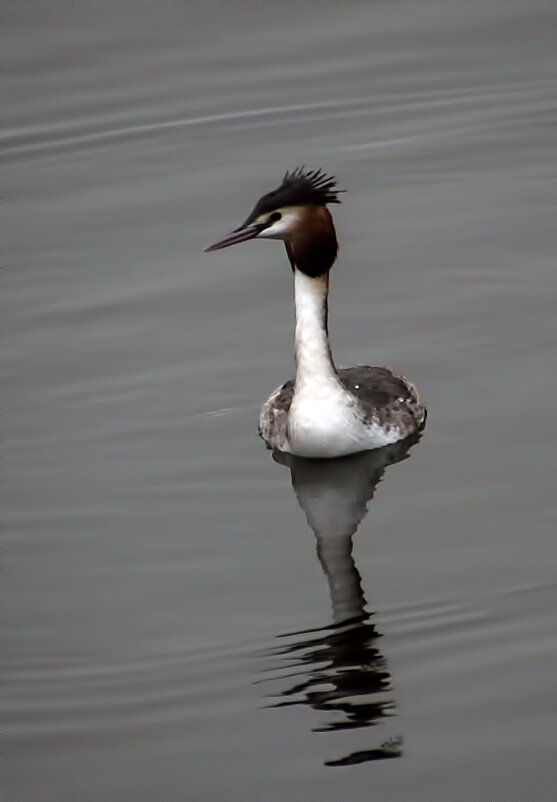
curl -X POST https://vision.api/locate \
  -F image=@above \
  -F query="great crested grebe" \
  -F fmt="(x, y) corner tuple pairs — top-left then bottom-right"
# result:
(205, 167), (426, 458)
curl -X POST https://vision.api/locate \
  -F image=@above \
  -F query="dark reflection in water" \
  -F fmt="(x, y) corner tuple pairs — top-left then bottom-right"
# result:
(260, 439), (421, 766)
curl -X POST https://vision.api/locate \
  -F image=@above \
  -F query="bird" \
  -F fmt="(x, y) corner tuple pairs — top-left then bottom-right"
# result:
(205, 167), (426, 459)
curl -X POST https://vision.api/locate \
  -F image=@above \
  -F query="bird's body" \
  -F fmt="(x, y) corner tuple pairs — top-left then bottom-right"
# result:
(260, 366), (424, 458)
(205, 168), (426, 459)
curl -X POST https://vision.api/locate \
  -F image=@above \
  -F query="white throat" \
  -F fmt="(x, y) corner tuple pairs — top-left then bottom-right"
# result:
(293, 269), (337, 390)
(288, 269), (357, 457)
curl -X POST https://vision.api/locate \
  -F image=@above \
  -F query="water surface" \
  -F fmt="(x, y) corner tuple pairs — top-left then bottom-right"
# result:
(5, 3), (556, 800)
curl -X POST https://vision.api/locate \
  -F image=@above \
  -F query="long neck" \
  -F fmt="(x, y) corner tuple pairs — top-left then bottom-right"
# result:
(286, 205), (340, 390)
(293, 269), (337, 388)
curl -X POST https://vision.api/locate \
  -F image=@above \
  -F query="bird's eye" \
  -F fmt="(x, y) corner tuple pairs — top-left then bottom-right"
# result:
(268, 212), (282, 223)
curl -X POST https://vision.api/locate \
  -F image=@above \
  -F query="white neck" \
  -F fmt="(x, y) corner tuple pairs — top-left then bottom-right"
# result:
(293, 269), (338, 390)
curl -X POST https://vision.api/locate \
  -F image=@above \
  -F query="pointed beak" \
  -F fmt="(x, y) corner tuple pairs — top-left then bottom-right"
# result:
(204, 223), (263, 252)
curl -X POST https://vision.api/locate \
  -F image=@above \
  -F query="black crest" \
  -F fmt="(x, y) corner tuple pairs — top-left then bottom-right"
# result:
(243, 167), (343, 225)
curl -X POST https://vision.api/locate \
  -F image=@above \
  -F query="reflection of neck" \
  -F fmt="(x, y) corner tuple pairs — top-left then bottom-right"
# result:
(293, 270), (337, 389)
(294, 470), (370, 626)
(316, 534), (367, 625)
(283, 444), (417, 636)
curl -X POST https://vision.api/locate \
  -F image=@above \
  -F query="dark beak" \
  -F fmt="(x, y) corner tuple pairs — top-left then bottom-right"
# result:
(204, 223), (263, 252)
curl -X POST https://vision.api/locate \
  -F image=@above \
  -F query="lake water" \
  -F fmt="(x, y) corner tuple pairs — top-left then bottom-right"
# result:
(4, 3), (556, 801)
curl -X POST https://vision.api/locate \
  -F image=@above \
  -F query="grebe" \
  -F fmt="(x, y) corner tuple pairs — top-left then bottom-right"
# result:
(205, 167), (426, 458)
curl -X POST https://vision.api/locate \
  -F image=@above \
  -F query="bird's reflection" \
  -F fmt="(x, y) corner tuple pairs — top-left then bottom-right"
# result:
(260, 437), (421, 767)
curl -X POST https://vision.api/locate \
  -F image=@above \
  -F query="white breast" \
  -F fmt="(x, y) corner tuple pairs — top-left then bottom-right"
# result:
(286, 382), (401, 458)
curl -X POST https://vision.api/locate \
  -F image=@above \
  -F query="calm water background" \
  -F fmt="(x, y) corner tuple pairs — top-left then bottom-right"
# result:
(5, 3), (556, 800)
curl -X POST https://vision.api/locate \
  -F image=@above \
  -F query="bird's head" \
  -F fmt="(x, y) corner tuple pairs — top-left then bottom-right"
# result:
(205, 168), (343, 277)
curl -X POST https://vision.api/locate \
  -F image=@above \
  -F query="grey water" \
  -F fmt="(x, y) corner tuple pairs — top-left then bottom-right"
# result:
(4, 3), (556, 801)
